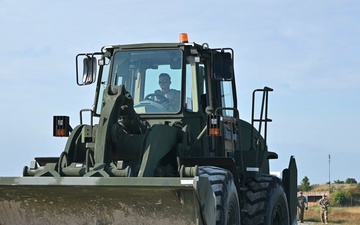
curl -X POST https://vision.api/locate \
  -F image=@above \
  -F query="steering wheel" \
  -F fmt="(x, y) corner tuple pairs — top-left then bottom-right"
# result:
(144, 93), (168, 103)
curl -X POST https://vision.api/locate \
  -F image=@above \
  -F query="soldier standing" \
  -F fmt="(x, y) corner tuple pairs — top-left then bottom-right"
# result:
(319, 194), (330, 224)
(297, 191), (308, 223)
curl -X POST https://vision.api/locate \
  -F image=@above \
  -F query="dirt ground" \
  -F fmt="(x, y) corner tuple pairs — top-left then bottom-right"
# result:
(300, 222), (333, 225)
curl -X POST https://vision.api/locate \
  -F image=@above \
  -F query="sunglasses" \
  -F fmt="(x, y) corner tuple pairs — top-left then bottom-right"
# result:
(159, 79), (170, 84)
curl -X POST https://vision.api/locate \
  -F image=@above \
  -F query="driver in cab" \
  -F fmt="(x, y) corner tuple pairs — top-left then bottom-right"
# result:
(154, 73), (180, 112)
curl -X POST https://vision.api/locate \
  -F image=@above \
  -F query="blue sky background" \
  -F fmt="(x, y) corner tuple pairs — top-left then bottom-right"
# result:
(0, 1), (359, 185)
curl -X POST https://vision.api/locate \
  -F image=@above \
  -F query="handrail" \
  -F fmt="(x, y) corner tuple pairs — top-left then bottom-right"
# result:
(250, 87), (273, 151)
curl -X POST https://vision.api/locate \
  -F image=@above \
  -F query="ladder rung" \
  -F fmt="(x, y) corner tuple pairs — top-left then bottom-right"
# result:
(253, 118), (272, 122)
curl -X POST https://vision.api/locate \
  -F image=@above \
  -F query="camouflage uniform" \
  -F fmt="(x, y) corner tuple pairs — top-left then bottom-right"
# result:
(154, 89), (181, 112)
(319, 195), (330, 224)
(297, 192), (308, 223)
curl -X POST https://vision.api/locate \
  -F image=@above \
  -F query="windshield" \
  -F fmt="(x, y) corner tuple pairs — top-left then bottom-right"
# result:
(98, 49), (182, 114)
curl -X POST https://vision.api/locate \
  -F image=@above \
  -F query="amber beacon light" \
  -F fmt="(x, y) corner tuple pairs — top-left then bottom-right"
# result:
(179, 33), (189, 43)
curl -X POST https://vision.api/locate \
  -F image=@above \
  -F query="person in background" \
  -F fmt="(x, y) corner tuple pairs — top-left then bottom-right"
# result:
(297, 191), (308, 223)
(319, 194), (330, 224)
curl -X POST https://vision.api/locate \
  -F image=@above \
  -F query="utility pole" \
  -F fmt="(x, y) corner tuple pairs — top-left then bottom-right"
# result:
(328, 154), (331, 192)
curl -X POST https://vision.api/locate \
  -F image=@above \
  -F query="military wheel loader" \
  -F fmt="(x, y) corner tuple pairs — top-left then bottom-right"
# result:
(0, 33), (298, 225)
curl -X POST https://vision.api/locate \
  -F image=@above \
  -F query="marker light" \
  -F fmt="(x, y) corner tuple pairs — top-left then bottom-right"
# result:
(207, 114), (222, 136)
(53, 116), (70, 137)
(180, 33), (189, 43)
(209, 127), (221, 136)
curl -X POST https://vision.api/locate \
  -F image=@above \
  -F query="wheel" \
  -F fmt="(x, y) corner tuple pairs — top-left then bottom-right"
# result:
(145, 93), (168, 103)
(134, 100), (166, 113)
(199, 166), (241, 225)
(243, 174), (289, 225)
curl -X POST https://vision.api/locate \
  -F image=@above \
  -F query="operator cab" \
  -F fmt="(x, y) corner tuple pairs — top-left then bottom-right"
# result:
(74, 34), (249, 159)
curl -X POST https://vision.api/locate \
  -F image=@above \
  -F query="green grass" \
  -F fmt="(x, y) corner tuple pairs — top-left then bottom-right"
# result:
(303, 206), (360, 224)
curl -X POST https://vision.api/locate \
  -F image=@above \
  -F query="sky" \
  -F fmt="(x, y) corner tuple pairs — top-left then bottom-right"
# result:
(0, 1), (359, 185)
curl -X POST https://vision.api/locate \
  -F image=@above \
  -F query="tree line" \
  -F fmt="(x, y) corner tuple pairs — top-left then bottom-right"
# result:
(299, 176), (358, 191)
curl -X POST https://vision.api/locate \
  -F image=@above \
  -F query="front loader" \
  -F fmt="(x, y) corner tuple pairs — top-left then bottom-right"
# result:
(0, 33), (297, 225)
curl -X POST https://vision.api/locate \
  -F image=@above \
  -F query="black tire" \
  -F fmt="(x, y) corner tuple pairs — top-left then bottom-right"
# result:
(199, 166), (241, 225)
(243, 174), (289, 225)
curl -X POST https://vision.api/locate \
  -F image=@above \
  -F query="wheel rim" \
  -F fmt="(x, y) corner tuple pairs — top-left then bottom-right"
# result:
(227, 202), (234, 225)
(227, 194), (240, 225)
(272, 203), (285, 225)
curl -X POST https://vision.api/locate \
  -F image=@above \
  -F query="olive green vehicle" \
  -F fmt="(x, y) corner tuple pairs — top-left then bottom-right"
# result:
(0, 34), (298, 225)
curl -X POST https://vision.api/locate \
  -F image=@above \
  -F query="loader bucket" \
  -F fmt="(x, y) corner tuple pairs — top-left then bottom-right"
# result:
(0, 177), (203, 225)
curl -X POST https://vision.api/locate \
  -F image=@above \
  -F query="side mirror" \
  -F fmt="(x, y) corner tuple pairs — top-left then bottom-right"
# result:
(82, 56), (97, 85)
(76, 53), (102, 86)
(212, 51), (234, 81)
